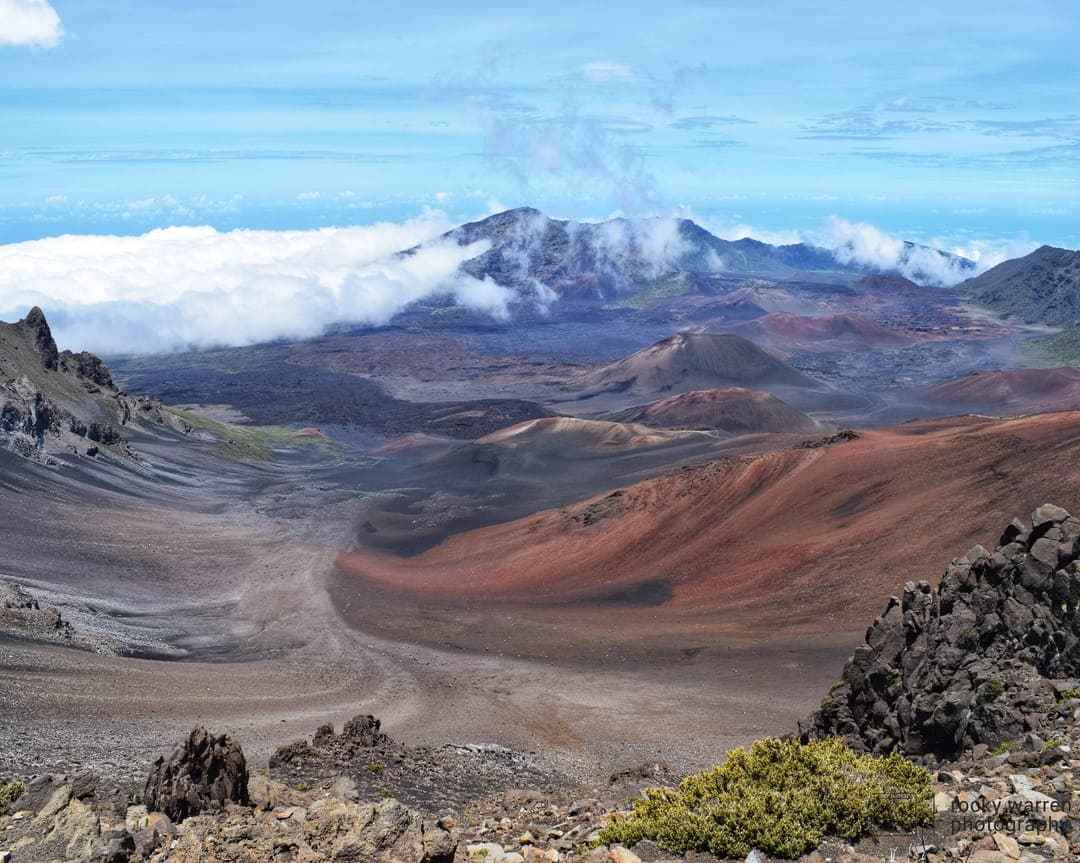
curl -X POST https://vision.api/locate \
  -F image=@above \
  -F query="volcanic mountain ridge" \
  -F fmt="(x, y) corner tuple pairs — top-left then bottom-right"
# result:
(0, 307), (168, 463)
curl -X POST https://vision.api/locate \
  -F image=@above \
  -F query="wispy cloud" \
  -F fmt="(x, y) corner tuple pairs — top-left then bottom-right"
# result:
(0, 216), (516, 354)
(817, 215), (1020, 286)
(670, 114), (754, 130)
(579, 61), (640, 83)
(0, 0), (62, 48)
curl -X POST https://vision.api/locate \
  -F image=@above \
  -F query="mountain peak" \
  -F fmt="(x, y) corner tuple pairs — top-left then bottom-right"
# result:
(20, 305), (59, 370)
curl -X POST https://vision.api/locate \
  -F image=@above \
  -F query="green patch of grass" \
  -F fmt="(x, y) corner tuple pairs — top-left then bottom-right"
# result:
(992, 740), (1018, 756)
(1021, 327), (1080, 368)
(365, 763), (384, 775)
(613, 275), (694, 310)
(295, 780), (311, 792)
(1058, 687), (1080, 701)
(986, 679), (1006, 700)
(594, 737), (933, 860)
(377, 789), (393, 799)
(165, 407), (331, 461)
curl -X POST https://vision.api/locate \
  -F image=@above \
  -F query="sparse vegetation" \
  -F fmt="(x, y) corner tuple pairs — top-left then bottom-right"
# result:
(616, 275), (694, 310)
(1058, 687), (1080, 701)
(165, 407), (332, 461)
(1022, 327), (1080, 368)
(594, 737), (933, 859)
(986, 679), (1005, 700)
(295, 780), (311, 793)
(0, 776), (25, 808)
(992, 740), (1018, 755)
(365, 763), (384, 775)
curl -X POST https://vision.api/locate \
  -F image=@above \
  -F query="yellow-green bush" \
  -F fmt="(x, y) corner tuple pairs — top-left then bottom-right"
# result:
(0, 776), (25, 809)
(595, 737), (933, 859)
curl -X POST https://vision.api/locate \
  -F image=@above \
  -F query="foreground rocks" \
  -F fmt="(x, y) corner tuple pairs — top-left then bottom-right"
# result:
(1, 707), (1077, 862)
(143, 728), (250, 821)
(269, 715), (567, 814)
(804, 505), (1080, 759)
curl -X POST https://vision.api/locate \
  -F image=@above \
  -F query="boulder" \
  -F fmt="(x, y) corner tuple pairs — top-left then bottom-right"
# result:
(143, 727), (250, 821)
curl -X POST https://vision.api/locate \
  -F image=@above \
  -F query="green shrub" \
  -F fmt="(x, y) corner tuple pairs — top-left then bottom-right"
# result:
(365, 763), (384, 775)
(1058, 687), (1080, 701)
(986, 679), (1005, 700)
(992, 740), (1018, 755)
(0, 777), (25, 809)
(594, 737), (933, 859)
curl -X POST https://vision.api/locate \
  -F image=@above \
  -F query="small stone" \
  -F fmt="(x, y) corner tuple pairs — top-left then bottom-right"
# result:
(468, 842), (508, 861)
(993, 832), (1021, 859)
(1009, 774), (1036, 793)
(611, 847), (643, 863)
(329, 776), (358, 803)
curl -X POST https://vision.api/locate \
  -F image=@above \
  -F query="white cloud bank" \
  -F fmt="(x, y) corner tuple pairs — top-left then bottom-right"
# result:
(0, 0), (62, 48)
(819, 216), (1037, 287)
(707, 213), (1035, 287)
(0, 216), (511, 355)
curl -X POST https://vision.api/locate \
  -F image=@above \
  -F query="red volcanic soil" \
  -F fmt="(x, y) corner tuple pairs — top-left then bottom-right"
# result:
(337, 412), (1080, 647)
(576, 332), (818, 396)
(730, 312), (910, 351)
(923, 367), (1080, 413)
(606, 387), (820, 434)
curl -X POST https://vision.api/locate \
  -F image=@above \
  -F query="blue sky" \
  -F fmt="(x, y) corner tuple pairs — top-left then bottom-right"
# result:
(1, 0), (1079, 248)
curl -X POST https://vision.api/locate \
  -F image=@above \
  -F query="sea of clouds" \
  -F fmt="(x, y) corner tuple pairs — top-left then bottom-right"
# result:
(0, 215), (513, 354)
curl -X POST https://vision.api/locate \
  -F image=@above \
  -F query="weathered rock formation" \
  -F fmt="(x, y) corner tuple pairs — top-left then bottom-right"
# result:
(803, 504), (1080, 759)
(0, 580), (73, 642)
(0, 307), (172, 462)
(24, 305), (60, 370)
(143, 727), (250, 821)
(270, 714), (391, 770)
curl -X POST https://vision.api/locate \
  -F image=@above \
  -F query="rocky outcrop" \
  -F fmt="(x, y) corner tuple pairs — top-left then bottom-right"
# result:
(66, 349), (117, 391)
(0, 308), (173, 463)
(803, 504), (1080, 759)
(270, 715), (391, 769)
(0, 580), (73, 642)
(143, 728), (250, 821)
(23, 306), (59, 370)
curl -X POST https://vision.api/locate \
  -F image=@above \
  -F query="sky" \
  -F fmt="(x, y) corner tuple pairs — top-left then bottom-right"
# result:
(0, 0), (1077, 351)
